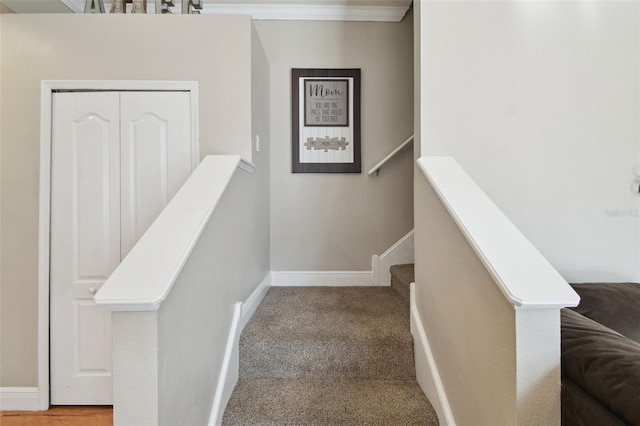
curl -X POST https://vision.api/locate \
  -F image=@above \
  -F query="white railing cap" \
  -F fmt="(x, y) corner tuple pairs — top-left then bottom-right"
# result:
(418, 155), (580, 310)
(95, 155), (242, 311)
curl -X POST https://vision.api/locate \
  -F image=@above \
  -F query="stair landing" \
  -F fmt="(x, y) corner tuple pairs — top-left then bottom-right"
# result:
(222, 286), (437, 425)
(238, 286), (415, 380)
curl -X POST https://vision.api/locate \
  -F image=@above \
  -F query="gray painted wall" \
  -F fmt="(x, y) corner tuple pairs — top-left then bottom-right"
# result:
(158, 165), (270, 426)
(418, 1), (640, 283)
(158, 28), (270, 425)
(255, 13), (414, 271)
(0, 14), (254, 387)
(414, 171), (518, 425)
(0, 12), (411, 390)
(0, 14), (413, 387)
(413, 1), (639, 420)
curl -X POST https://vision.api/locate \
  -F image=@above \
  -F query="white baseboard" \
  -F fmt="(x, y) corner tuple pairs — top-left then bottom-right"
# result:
(410, 283), (456, 426)
(240, 273), (271, 329)
(209, 302), (241, 426)
(372, 229), (414, 286)
(271, 271), (373, 286)
(0, 387), (41, 411)
(209, 272), (271, 426)
(372, 255), (380, 286)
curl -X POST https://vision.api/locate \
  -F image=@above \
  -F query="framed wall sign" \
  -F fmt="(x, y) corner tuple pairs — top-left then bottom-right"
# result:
(292, 68), (361, 173)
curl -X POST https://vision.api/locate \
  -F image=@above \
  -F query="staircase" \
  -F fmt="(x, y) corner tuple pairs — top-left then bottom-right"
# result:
(222, 280), (436, 425)
(390, 263), (414, 304)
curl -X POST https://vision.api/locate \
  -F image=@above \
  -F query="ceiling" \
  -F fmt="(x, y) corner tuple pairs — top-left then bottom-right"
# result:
(0, 0), (413, 21)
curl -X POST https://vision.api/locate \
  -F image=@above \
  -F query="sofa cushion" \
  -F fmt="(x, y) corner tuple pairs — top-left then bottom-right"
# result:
(561, 308), (640, 425)
(570, 282), (640, 344)
(562, 377), (626, 426)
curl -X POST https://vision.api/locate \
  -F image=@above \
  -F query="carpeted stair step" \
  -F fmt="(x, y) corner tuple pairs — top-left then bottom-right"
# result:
(224, 285), (438, 425)
(222, 378), (437, 426)
(239, 287), (415, 380)
(390, 263), (414, 303)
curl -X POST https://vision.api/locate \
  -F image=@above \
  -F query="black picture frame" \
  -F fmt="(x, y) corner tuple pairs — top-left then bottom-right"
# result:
(292, 68), (361, 173)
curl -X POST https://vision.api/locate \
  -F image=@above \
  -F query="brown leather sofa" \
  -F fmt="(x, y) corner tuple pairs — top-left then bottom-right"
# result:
(561, 282), (640, 425)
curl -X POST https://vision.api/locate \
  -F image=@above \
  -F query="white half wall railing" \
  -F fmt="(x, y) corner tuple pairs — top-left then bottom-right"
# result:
(95, 155), (269, 425)
(368, 135), (413, 176)
(412, 155), (580, 426)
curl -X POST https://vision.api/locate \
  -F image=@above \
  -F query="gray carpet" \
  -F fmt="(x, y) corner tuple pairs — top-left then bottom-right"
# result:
(222, 285), (438, 425)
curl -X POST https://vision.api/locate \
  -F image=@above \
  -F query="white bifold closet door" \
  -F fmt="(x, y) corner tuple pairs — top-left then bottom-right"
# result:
(50, 91), (193, 405)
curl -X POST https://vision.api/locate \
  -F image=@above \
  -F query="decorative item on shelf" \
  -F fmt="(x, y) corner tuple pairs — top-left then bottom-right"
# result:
(84, 0), (105, 13)
(182, 0), (202, 14)
(85, 0), (199, 14)
(155, 0), (175, 13)
(633, 164), (640, 194)
(110, 0), (126, 13)
(131, 0), (147, 13)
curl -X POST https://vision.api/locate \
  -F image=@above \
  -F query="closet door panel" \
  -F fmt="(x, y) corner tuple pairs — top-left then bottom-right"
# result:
(50, 91), (120, 405)
(120, 91), (193, 258)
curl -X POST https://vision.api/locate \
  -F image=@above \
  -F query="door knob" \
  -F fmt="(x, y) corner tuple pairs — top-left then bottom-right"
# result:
(88, 287), (97, 295)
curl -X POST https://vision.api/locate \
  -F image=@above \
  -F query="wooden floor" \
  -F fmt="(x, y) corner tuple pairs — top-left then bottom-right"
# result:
(0, 406), (113, 426)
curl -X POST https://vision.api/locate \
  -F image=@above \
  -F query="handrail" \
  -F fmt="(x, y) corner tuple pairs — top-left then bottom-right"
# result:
(95, 155), (242, 311)
(417, 156), (579, 309)
(368, 135), (413, 176)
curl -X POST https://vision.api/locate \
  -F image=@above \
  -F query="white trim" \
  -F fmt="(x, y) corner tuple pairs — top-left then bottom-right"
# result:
(372, 229), (414, 286)
(238, 158), (255, 174)
(380, 229), (414, 260)
(240, 273), (271, 330)
(271, 271), (373, 286)
(410, 283), (456, 426)
(209, 272), (271, 426)
(417, 156), (579, 310)
(200, 4), (410, 22)
(209, 302), (242, 426)
(37, 83), (54, 412)
(41, 80), (200, 92)
(371, 255), (380, 287)
(0, 388), (42, 411)
(38, 80), (201, 409)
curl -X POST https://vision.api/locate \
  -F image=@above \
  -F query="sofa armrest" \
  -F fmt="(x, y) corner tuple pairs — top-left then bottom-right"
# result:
(561, 308), (640, 425)
(570, 282), (640, 344)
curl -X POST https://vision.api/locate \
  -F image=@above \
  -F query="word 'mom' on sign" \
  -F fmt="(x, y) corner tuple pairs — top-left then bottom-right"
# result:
(305, 79), (349, 127)
(305, 136), (349, 152)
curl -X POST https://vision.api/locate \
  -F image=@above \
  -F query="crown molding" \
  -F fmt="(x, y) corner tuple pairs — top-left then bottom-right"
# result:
(201, 3), (410, 21)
